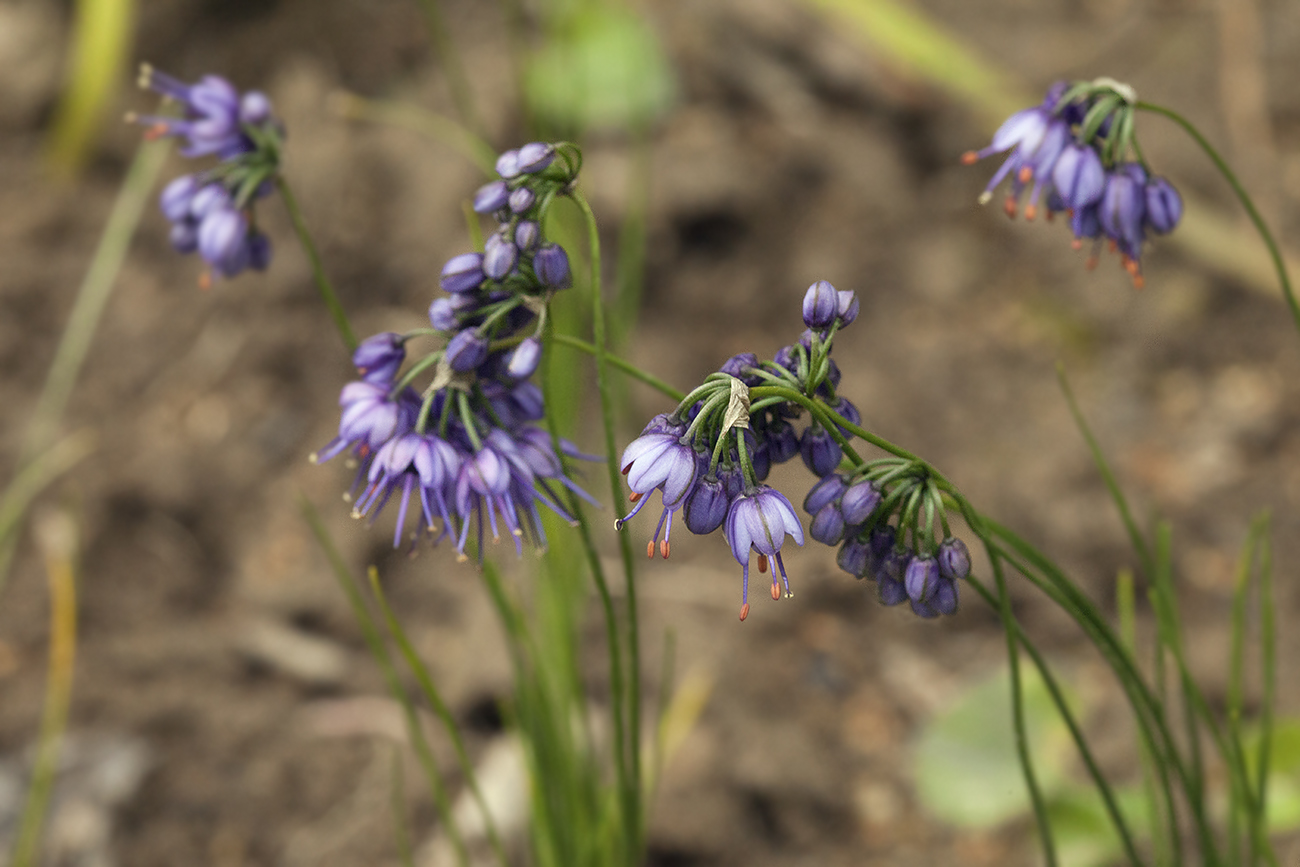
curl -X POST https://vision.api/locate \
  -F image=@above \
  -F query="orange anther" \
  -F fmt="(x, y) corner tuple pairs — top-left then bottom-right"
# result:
(1024, 204), (1037, 222)
(1003, 197), (1018, 219)
(1018, 166), (1034, 184)
(629, 491), (642, 502)
(1071, 239), (1083, 251)
(770, 582), (780, 601)
(739, 603), (750, 621)
(646, 540), (655, 559)
(757, 554), (768, 574)
(660, 540), (670, 559)
(960, 151), (979, 165)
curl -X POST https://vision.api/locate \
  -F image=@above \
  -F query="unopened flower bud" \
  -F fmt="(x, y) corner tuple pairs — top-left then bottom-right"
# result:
(496, 149), (520, 178)
(799, 425), (842, 477)
(428, 297), (458, 331)
(509, 187), (535, 214)
(239, 91), (273, 125)
(1144, 177), (1182, 235)
(533, 243), (571, 288)
(160, 174), (200, 221)
(684, 475), (728, 535)
(507, 336), (542, 379)
(440, 252), (485, 294)
(514, 220), (540, 251)
(474, 180), (510, 214)
(516, 142), (555, 174)
(802, 280), (838, 329)
(905, 556), (940, 603)
(810, 502), (846, 545)
(937, 537), (971, 581)
(483, 234), (518, 280)
(836, 290), (859, 326)
(803, 473), (847, 515)
(446, 330), (488, 372)
(839, 479), (880, 526)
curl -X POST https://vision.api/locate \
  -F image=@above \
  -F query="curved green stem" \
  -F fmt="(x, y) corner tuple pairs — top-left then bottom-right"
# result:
(275, 176), (358, 352)
(549, 333), (685, 400)
(1136, 101), (1300, 337)
(570, 189), (644, 861)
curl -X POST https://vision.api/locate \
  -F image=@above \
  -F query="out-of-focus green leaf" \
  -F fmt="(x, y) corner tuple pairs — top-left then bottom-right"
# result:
(47, 0), (135, 175)
(1047, 787), (1151, 867)
(913, 663), (1076, 828)
(1241, 718), (1300, 832)
(525, 5), (674, 134)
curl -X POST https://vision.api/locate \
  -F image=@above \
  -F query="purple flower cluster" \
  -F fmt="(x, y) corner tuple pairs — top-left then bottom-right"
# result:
(964, 79), (1183, 288)
(316, 144), (594, 559)
(619, 282), (974, 621)
(617, 281), (870, 620)
(132, 64), (283, 284)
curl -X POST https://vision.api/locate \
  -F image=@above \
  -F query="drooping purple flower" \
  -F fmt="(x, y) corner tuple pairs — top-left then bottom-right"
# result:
(1099, 164), (1148, 282)
(135, 66), (247, 158)
(473, 180), (510, 214)
(616, 418), (699, 559)
(311, 381), (418, 467)
(1144, 176), (1182, 235)
(802, 280), (838, 330)
(724, 485), (804, 621)
(533, 244), (571, 289)
(1051, 142), (1106, 211)
(446, 329), (489, 373)
(353, 332), (406, 384)
(189, 183), (232, 219)
(932, 577), (959, 616)
(440, 253), (485, 294)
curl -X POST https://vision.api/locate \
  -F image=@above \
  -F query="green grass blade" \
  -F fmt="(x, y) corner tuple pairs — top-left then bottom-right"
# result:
(46, 0), (135, 175)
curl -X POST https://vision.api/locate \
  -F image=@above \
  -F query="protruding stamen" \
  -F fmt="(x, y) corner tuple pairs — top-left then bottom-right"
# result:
(646, 540), (655, 559)
(739, 603), (750, 621)
(770, 582), (780, 601)
(1023, 204), (1037, 222)
(660, 540), (670, 559)
(1018, 166), (1034, 184)
(757, 554), (768, 574)
(629, 491), (642, 502)
(1003, 196), (1018, 219)
(960, 151), (979, 166)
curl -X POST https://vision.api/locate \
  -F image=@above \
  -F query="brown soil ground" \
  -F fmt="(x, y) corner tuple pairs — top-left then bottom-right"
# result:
(3, 1), (1300, 865)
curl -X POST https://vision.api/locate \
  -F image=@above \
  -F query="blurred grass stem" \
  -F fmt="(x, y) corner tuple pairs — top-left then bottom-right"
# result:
(275, 177), (358, 352)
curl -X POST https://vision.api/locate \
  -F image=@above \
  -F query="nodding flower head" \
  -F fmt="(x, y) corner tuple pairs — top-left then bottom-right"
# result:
(961, 85), (1073, 218)
(134, 65), (249, 159)
(1144, 176), (1182, 235)
(724, 486), (805, 621)
(616, 417), (700, 559)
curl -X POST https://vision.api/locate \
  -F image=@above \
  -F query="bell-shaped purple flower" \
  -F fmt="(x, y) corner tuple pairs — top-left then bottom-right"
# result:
(1051, 142), (1106, 210)
(1100, 164), (1147, 261)
(1144, 176), (1182, 235)
(136, 67), (246, 158)
(440, 253), (485, 294)
(312, 381), (418, 467)
(446, 329), (489, 372)
(617, 418), (699, 559)
(534, 243), (571, 289)
(483, 234), (518, 280)
(724, 485), (804, 620)
(353, 332), (405, 384)
(802, 280), (838, 330)
(506, 337), (542, 379)
(473, 180), (510, 214)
